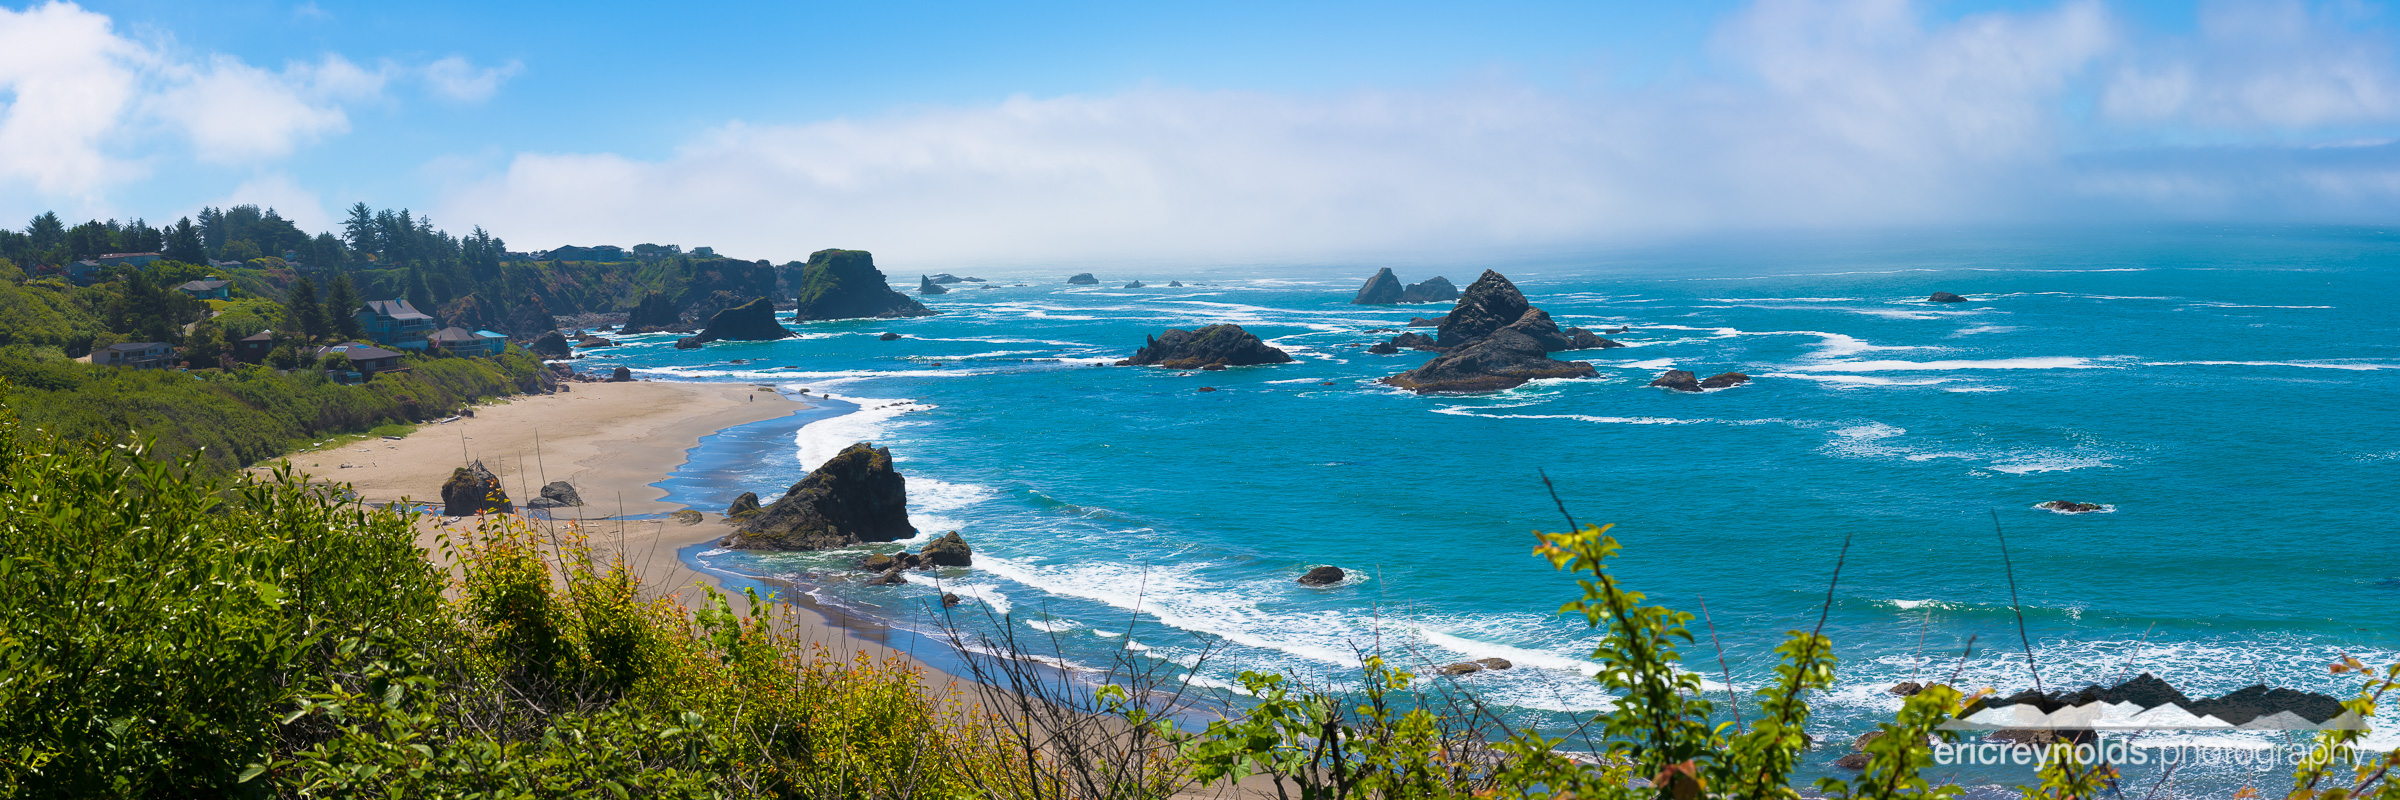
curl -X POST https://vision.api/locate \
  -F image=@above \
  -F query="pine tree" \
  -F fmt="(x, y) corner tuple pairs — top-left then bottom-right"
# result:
(286, 277), (327, 343)
(325, 276), (362, 340)
(165, 218), (206, 264)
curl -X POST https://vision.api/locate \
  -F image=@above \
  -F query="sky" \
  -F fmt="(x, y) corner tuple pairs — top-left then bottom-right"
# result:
(2, 0), (2398, 267)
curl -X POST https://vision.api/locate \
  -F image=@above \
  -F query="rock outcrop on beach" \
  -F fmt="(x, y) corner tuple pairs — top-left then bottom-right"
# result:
(530, 330), (573, 358)
(1649, 370), (1701, 392)
(1067, 273), (1099, 285)
(535, 481), (582, 508)
(441, 461), (511, 516)
(727, 491), (761, 519)
(1117, 324), (1295, 369)
(1380, 271), (1598, 394)
(609, 366), (633, 381)
(919, 275), (949, 295)
(2038, 500), (2106, 513)
(1298, 566), (1346, 586)
(1352, 268), (1404, 304)
(1400, 276), (1459, 303)
(678, 297), (792, 345)
(1699, 372), (1751, 389)
(920, 531), (973, 567)
(1563, 328), (1625, 350)
(788, 249), (936, 321)
(620, 290), (685, 333)
(717, 442), (916, 551)
(1929, 291), (1968, 303)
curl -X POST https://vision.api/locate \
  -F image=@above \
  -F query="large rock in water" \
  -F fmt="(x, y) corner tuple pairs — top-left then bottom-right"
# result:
(529, 330), (572, 358)
(1298, 566), (1346, 586)
(1382, 329), (1598, 393)
(620, 290), (683, 333)
(1563, 328), (1625, 350)
(1435, 270), (1536, 348)
(1116, 324), (1294, 369)
(684, 297), (792, 345)
(717, 442), (916, 551)
(1699, 372), (1751, 389)
(726, 491), (761, 519)
(1400, 276), (1459, 303)
(1499, 307), (1573, 351)
(1351, 268), (1404, 304)
(1929, 291), (1968, 303)
(1650, 370), (1701, 392)
(441, 461), (512, 516)
(1067, 273), (1099, 285)
(789, 249), (936, 321)
(920, 531), (973, 567)
(918, 275), (949, 295)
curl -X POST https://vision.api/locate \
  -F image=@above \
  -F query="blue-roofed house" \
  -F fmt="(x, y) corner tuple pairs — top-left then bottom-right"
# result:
(356, 299), (436, 350)
(429, 326), (507, 357)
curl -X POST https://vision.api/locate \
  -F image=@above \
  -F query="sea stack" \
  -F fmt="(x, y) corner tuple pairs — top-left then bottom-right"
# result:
(919, 275), (949, 295)
(1352, 268), (1404, 305)
(681, 297), (792, 345)
(1400, 276), (1460, 303)
(1117, 324), (1294, 369)
(1381, 270), (1598, 394)
(1067, 273), (1100, 285)
(788, 249), (937, 320)
(717, 443), (916, 551)
(1649, 370), (1701, 392)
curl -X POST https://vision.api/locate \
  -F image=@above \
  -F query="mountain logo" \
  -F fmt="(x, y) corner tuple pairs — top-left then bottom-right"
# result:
(1938, 674), (2363, 732)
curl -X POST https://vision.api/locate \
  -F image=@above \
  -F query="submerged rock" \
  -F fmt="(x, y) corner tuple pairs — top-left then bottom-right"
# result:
(1117, 324), (1295, 369)
(1929, 291), (1968, 303)
(1699, 372), (1751, 389)
(1440, 662), (1484, 676)
(919, 275), (949, 295)
(1649, 370), (1701, 392)
(717, 442), (916, 551)
(920, 531), (973, 567)
(1383, 329), (1598, 394)
(1298, 566), (1346, 586)
(1476, 658), (1513, 671)
(1391, 332), (1436, 349)
(879, 332), (902, 341)
(673, 337), (702, 349)
(1889, 682), (1925, 696)
(789, 249), (936, 321)
(1562, 327), (1625, 350)
(684, 297), (793, 345)
(2038, 500), (2107, 514)
(868, 567), (908, 586)
(1352, 268), (1404, 305)
(441, 461), (511, 516)
(1067, 273), (1099, 285)
(1400, 276), (1459, 304)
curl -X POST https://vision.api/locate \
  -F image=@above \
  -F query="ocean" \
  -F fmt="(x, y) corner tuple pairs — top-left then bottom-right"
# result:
(595, 225), (2400, 792)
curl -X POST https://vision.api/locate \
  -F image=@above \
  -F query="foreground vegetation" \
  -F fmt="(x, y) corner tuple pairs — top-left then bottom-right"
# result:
(1, 388), (2393, 798)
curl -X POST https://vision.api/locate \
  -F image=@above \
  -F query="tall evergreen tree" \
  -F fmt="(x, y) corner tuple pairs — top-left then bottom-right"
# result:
(164, 218), (206, 264)
(286, 276), (328, 342)
(324, 276), (362, 340)
(342, 203), (377, 261)
(406, 267), (437, 315)
(26, 212), (65, 252)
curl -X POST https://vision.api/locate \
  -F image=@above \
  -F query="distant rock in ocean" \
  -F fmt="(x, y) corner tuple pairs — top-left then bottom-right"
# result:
(1367, 340), (1399, 354)
(1381, 271), (1598, 394)
(2037, 500), (2108, 514)
(718, 442), (916, 551)
(1434, 270), (1536, 348)
(919, 275), (949, 295)
(788, 249), (936, 321)
(1562, 327), (1625, 350)
(680, 297), (792, 346)
(1400, 276), (1459, 303)
(1352, 268), (1404, 305)
(1649, 370), (1701, 392)
(1117, 324), (1294, 369)
(926, 273), (966, 284)
(1124, 280), (1146, 288)
(1168, 280), (1183, 287)
(1298, 566), (1346, 586)
(1699, 372), (1751, 389)
(1067, 273), (1099, 285)
(1407, 316), (1445, 327)
(879, 332), (902, 341)
(1929, 291), (1968, 303)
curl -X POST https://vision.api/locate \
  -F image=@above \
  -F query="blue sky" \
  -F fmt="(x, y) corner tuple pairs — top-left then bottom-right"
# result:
(4, 0), (2398, 266)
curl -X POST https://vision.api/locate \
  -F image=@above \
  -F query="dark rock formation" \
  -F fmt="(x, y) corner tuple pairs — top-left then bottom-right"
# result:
(727, 491), (761, 519)
(1498, 307), (1573, 351)
(1383, 329), (1598, 394)
(530, 330), (573, 358)
(575, 336), (615, 348)
(1367, 340), (1399, 354)
(1352, 268), (1404, 305)
(671, 509), (702, 525)
(537, 481), (581, 507)
(441, 461), (511, 516)
(920, 531), (973, 567)
(1562, 328), (1625, 350)
(1067, 273), (1099, 285)
(1476, 658), (1513, 671)
(1116, 324), (1294, 369)
(1196, 386), (1217, 392)
(1392, 332), (1436, 349)
(919, 275), (949, 295)
(2038, 500), (2106, 513)
(788, 249), (936, 321)
(861, 553), (898, 571)
(717, 442), (916, 551)
(868, 568), (907, 586)
(506, 293), (558, 336)
(621, 290), (683, 333)
(879, 332), (902, 341)
(673, 337), (702, 349)
(1435, 271), (1537, 348)
(1400, 276), (1459, 304)
(927, 273), (965, 284)
(1889, 682), (1925, 696)
(1699, 372), (1751, 389)
(1298, 566), (1346, 586)
(1834, 732), (1886, 769)
(1168, 281), (1183, 287)
(609, 366), (633, 382)
(1407, 316), (1445, 327)
(941, 592), (962, 607)
(685, 297), (793, 344)
(1439, 662), (1484, 676)
(1124, 280), (1145, 289)
(1649, 370), (1701, 392)
(1929, 291), (1968, 303)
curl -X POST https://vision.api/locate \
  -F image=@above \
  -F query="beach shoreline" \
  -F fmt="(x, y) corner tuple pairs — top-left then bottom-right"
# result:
(258, 378), (943, 673)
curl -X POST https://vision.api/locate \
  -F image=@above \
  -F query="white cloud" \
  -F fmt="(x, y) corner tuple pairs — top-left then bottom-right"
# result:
(0, 1), (147, 197)
(422, 56), (521, 103)
(151, 54), (383, 163)
(2103, 0), (2400, 129)
(220, 173), (332, 232)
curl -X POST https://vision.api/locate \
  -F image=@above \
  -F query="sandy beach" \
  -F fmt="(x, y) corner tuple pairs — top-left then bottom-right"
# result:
(260, 379), (934, 668)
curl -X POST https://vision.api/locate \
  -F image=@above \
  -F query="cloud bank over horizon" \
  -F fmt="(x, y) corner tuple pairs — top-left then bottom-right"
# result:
(6, 0), (2399, 266)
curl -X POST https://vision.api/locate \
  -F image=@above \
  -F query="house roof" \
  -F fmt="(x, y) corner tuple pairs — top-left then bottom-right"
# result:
(240, 329), (277, 342)
(320, 342), (405, 361)
(107, 342), (169, 352)
(177, 279), (230, 292)
(361, 299), (434, 321)
(428, 326), (481, 342)
(98, 252), (160, 259)
(471, 330), (506, 339)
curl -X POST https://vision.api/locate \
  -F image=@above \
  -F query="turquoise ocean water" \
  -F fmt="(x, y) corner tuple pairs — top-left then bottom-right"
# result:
(597, 227), (2398, 789)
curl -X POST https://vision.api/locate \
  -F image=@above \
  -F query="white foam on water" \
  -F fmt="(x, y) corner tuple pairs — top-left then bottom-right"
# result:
(1762, 372), (1950, 388)
(2187, 302), (2334, 309)
(1951, 324), (2020, 336)
(1025, 618), (1080, 633)
(1702, 297), (1862, 303)
(1991, 456), (2114, 475)
(1800, 332), (1935, 358)
(2145, 360), (2394, 371)
(971, 555), (1375, 668)
(794, 394), (932, 471)
(1942, 386), (2007, 393)
(1616, 358), (1680, 370)
(941, 582), (1013, 614)
(1091, 629), (1122, 638)
(1795, 356), (2112, 372)
(916, 336), (1091, 346)
(1416, 628), (1602, 677)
